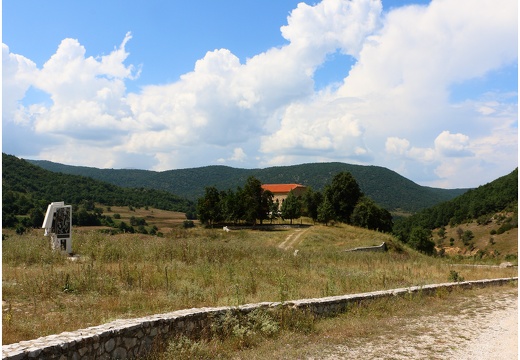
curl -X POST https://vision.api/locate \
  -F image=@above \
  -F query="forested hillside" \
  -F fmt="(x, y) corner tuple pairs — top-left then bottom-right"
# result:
(2, 154), (195, 229)
(393, 168), (518, 251)
(28, 159), (468, 213)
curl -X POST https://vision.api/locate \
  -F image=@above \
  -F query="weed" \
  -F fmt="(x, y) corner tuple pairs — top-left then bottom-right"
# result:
(448, 270), (464, 282)
(163, 336), (213, 360)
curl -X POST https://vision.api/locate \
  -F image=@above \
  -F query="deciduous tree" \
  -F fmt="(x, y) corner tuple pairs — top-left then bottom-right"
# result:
(197, 186), (222, 227)
(281, 191), (302, 225)
(325, 171), (362, 223)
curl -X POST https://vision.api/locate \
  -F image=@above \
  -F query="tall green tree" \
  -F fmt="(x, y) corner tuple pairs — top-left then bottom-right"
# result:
(197, 186), (222, 227)
(260, 189), (274, 225)
(241, 176), (268, 225)
(350, 197), (393, 233)
(220, 188), (243, 224)
(325, 171), (363, 223)
(269, 199), (280, 224)
(303, 188), (323, 223)
(317, 196), (335, 226)
(408, 227), (435, 254)
(281, 191), (302, 225)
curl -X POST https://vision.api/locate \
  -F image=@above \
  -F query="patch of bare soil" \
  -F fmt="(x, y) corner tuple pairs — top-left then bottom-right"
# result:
(314, 287), (518, 360)
(278, 228), (308, 250)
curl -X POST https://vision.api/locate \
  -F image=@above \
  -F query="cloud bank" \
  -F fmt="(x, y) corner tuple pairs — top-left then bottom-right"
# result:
(3, 0), (517, 188)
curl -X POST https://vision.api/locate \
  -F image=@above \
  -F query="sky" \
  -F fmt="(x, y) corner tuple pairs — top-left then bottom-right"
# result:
(3, 0), (518, 189)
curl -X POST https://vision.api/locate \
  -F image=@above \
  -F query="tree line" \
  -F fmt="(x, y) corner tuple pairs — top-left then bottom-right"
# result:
(197, 172), (393, 232)
(2, 154), (196, 232)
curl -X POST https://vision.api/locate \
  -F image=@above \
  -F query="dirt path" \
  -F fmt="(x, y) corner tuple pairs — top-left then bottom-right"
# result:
(278, 228), (308, 251)
(316, 287), (518, 359)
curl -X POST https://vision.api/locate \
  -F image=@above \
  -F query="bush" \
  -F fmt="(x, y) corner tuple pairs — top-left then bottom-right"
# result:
(497, 222), (514, 234)
(505, 254), (517, 261)
(15, 225), (27, 235)
(164, 336), (212, 360)
(476, 215), (492, 225)
(408, 227), (435, 254)
(130, 216), (147, 226)
(448, 270), (464, 282)
(474, 249), (486, 260)
(461, 230), (474, 245)
(183, 220), (195, 229)
(136, 225), (148, 234)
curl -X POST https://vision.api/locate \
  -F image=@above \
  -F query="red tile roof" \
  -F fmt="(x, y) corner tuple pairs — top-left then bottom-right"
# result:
(261, 184), (306, 193)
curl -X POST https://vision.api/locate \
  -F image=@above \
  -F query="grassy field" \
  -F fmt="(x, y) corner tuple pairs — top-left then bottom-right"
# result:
(103, 205), (189, 233)
(2, 219), (517, 345)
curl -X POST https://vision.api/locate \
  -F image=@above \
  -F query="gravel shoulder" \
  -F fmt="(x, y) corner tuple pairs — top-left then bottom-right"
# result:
(320, 286), (518, 360)
(233, 285), (517, 360)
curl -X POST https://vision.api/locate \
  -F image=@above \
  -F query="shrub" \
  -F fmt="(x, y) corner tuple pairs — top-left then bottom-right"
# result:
(15, 225), (27, 235)
(461, 230), (474, 245)
(474, 249), (486, 260)
(183, 220), (195, 229)
(476, 215), (492, 225)
(448, 270), (464, 282)
(164, 336), (212, 360)
(497, 222), (514, 235)
(505, 254), (517, 261)
(408, 227), (435, 254)
(130, 216), (147, 226)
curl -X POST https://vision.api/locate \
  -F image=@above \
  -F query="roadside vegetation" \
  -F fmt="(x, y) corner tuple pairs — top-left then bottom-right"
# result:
(154, 284), (516, 360)
(2, 223), (516, 345)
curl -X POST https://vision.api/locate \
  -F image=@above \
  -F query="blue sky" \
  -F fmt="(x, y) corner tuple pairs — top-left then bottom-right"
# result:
(3, 0), (518, 188)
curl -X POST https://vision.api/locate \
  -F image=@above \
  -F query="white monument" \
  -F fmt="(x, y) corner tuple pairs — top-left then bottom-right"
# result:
(42, 201), (72, 254)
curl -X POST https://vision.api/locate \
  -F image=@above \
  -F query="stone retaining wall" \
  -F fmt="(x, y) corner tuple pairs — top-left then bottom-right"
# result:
(3, 277), (516, 360)
(345, 242), (387, 253)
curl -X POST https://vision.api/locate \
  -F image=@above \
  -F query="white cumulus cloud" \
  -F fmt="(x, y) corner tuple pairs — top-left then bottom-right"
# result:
(2, 0), (517, 188)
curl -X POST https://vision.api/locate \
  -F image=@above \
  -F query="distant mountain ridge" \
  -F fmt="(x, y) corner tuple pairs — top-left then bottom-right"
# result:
(27, 159), (469, 213)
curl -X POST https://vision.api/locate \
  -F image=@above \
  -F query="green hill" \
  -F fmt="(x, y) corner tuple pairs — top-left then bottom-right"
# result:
(2, 154), (195, 223)
(27, 159), (468, 213)
(393, 168), (518, 246)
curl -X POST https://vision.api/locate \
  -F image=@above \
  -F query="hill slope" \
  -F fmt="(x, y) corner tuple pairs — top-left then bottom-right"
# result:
(393, 168), (518, 245)
(2, 154), (195, 216)
(27, 159), (468, 213)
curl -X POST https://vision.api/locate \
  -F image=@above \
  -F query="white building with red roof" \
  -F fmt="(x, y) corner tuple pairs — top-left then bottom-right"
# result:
(261, 184), (307, 207)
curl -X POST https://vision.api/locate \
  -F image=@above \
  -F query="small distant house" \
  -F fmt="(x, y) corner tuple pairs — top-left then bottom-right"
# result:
(261, 184), (307, 208)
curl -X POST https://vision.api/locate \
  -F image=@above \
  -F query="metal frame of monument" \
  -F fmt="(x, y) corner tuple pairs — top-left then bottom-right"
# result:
(42, 201), (72, 254)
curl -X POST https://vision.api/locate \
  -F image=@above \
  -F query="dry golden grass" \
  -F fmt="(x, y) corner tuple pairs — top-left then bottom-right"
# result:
(432, 214), (518, 259)
(2, 223), (517, 345)
(103, 205), (189, 233)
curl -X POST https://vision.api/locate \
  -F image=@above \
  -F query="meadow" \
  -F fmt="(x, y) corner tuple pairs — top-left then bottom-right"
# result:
(2, 222), (517, 345)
